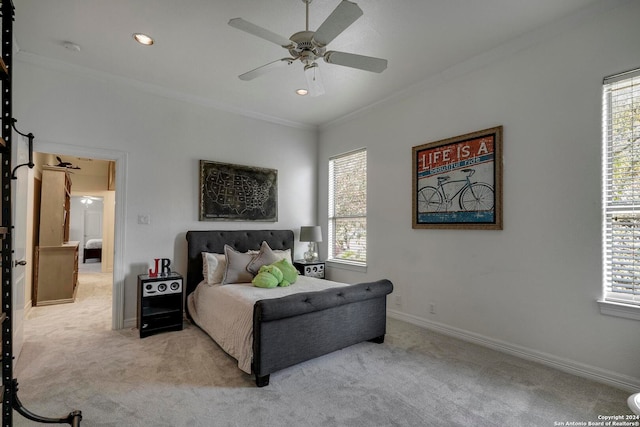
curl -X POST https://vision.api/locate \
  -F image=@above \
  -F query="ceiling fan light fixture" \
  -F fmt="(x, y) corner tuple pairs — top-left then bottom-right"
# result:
(304, 63), (325, 97)
(133, 33), (154, 46)
(63, 41), (81, 52)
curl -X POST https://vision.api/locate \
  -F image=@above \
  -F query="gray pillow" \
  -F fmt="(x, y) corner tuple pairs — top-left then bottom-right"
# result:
(247, 241), (281, 274)
(222, 245), (255, 284)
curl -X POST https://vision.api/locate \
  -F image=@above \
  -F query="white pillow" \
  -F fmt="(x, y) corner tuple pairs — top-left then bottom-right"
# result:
(277, 249), (293, 264)
(202, 252), (226, 285)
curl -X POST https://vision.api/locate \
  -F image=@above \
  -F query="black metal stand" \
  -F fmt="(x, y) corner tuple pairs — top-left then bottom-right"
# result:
(10, 119), (34, 179)
(11, 380), (82, 426)
(1, 1), (82, 425)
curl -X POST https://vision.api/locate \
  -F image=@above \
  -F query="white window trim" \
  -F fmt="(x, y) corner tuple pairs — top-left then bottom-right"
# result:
(328, 148), (367, 266)
(598, 300), (640, 321)
(326, 258), (367, 273)
(600, 67), (640, 320)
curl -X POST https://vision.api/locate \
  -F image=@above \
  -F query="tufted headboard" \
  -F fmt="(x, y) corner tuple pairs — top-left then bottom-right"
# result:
(185, 229), (295, 298)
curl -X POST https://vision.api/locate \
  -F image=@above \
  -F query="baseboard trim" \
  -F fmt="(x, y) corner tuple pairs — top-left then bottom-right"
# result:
(387, 309), (640, 393)
(123, 317), (136, 329)
(23, 301), (33, 318)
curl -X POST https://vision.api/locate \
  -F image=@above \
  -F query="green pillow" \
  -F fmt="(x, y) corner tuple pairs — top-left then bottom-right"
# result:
(271, 259), (298, 286)
(252, 265), (283, 288)
(252, 272), (278, 288)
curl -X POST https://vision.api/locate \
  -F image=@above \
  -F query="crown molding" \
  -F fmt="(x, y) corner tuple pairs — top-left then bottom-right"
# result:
(319, 0), (631, 132)
(14, 0), (629, 134)
(15, 51), (317, 132)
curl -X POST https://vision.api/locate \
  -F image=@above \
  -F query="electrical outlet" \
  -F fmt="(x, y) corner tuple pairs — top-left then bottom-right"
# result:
(394, 295), (402, 306)
(138, 214), (151, 225)
(429, 303), (436, 314)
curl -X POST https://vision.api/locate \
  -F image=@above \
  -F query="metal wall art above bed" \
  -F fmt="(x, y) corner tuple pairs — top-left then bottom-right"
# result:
(199, 160), (278, 221)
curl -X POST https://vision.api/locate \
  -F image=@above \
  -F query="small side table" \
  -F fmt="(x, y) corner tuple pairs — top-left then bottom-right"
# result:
(137, 272), (183, 338)
(293, 260), (325, 279)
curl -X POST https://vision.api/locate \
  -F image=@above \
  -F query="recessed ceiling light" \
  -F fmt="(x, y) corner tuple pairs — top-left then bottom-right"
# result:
(296, 89), (308, 96)
(63, 41), (81, 52)
(133, 33), (154, 46)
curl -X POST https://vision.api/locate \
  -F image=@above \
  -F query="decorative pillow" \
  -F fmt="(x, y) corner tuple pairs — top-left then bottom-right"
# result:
(202, 252), (226, 285)
(247, 241), (282, 274)
(222, 245), (255, 284)
(271, 258), (298, 285)
(276, 249), (293, 264)
(247, 248), (293, 264)
(252, 264), (283, 288)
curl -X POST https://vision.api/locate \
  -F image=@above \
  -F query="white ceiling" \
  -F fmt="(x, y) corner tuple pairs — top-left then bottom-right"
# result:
(13, 0), (604, 128)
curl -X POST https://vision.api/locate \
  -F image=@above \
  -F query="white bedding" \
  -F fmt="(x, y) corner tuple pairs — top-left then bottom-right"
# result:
(85, 238), (102, 249)
(187, 276), (348, 374)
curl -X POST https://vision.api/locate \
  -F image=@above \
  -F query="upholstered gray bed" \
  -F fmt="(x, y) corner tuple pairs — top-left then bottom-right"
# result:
(185, 229), (393, 387)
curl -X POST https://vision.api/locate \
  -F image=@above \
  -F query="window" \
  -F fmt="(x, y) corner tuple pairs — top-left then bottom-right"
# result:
(601, 68), (640, 317)
(328, 148), (367, 264)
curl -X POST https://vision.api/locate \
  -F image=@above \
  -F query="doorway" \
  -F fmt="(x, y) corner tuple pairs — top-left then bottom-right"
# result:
(30, 154), (115, 326)
(27, 142), (126, 330)
(71, 195), (105, 272)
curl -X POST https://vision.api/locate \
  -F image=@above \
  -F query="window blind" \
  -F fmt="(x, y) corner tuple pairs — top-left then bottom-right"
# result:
(328, 148), (367, 264)
(602, 68), (640, 305)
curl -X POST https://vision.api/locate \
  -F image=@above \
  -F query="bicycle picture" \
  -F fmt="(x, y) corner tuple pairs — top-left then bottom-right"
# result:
(412, 126), (503, 229)
(417, 168), (494, 213)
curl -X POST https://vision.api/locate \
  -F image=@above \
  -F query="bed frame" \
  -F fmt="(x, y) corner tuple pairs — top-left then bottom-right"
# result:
(83, 248), (102, 263)
(185, 229), (393, 387)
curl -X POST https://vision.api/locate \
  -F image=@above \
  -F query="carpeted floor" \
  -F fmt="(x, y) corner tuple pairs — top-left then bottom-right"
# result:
(13, 273), (632, 426)
(78, 260), (103, 274)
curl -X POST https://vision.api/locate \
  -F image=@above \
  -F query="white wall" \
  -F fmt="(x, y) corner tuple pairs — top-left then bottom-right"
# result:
(14, 58), (318, 326)
(318, 1), (640, 388)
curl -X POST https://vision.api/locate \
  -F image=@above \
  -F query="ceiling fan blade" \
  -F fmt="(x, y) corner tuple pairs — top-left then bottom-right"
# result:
(323, 51), (388, 73)
(228, 18), (293, 48)
(313, 0), (363, 47)
(238, 58), (294, 81)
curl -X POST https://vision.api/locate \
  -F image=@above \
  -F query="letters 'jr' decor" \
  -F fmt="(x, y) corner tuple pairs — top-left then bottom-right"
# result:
(412, 126), (503, 230)
(148, 258), (172, 277)
(199, 160), (278, 221)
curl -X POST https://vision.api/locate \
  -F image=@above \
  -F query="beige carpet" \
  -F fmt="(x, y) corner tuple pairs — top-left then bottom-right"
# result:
(13, 273), (632, 426)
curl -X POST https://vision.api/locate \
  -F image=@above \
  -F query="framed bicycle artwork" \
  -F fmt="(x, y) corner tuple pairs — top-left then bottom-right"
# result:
(412, 126), (503, 230)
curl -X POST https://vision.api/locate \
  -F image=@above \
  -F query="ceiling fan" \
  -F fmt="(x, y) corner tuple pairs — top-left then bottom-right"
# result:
(228, 0), (388, 96)
(55, 156), (81, 170)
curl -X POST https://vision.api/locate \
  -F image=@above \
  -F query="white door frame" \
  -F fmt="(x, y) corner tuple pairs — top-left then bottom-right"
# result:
(34, 141), (127, 330)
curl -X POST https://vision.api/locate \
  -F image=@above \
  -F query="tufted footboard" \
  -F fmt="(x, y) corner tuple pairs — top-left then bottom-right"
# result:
(252, 279), (393, 387)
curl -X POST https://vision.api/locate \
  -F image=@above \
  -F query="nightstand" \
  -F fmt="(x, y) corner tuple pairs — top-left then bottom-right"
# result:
(293, 260), (325, 279)
(137, 272), (183, 338)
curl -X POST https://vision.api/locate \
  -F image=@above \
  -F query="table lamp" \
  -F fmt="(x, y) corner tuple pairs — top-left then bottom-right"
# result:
(300, 226), (322, 262)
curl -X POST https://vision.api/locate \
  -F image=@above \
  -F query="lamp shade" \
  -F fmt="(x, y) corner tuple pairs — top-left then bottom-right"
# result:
(300, 226), (322, 242)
